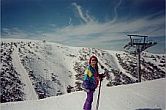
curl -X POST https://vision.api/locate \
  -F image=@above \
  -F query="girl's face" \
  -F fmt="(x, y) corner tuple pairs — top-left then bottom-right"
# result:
(90, 58), (97, 67)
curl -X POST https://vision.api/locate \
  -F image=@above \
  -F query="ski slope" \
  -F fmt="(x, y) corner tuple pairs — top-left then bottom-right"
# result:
(1, 78), (165, 110)
(12, 47), (38, 100)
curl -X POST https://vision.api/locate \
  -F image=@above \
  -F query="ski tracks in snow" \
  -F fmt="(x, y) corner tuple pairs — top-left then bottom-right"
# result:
(11, 47), (38, 100)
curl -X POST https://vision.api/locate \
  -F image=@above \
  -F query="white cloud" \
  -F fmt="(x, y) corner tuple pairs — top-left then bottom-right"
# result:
(72, 2), (94, 23)
(2, 28), (27, 38)
(1, 27), (40, 40)
(68, 17), (72, 25)
(2, 14), (164, 48)
(37, 14), (164, 47)
(2, 2), (165, 49)
(110, 0), (122, 24)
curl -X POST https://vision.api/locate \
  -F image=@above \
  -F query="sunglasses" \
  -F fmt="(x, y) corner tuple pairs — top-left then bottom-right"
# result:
(91, 59), (97, 61)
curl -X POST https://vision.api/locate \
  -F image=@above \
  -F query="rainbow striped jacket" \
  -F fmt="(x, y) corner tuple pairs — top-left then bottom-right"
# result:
(83, 65), (99, 90)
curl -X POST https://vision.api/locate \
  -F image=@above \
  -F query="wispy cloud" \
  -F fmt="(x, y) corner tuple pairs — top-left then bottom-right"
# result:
(68, 17), (72, 25)
(1, 27), (40, 40)
(72, 2), (94, 23)
(2, 13), (165, 47)
(40, 14), (165, 46)
(2, 28), (29, 39)
(2, 3), (165, 49)
(110, 0), (122, 24)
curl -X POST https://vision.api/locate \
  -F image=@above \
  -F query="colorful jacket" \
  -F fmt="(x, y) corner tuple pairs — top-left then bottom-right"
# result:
(83, 65), (99, 90)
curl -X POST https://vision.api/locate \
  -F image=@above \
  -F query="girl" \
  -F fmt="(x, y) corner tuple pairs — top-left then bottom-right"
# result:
(83, 55), (103, 110)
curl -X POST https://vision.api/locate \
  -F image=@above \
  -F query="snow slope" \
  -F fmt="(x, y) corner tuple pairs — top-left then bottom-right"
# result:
(107, 50), (138, 81)
(1, 78), (165, 110)
(11, 46), (38, 100)
(1, 38), (165, 105)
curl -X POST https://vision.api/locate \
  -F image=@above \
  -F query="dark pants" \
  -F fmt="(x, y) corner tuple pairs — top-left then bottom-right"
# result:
(83, 90), (94, 110)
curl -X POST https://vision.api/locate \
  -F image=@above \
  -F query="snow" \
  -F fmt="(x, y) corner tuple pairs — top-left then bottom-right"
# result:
(107, 50), (138, 81)
(1, 38), (165, 109)
(142, 52), (166, 72)
(1, 78), (165, 110)
(11, 47), (38, 100)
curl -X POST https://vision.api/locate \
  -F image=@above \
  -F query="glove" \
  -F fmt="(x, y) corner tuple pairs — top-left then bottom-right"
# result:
(99, 73), (105, 81)
(85, 89), (90, 93)
(84, 89), (94, 93)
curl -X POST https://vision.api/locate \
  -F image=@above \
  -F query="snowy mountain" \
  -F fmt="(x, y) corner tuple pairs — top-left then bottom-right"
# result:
(0, 38), (165, 105)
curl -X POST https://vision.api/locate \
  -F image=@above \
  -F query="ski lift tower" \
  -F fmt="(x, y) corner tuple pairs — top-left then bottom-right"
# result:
(124, 34), (157, 82)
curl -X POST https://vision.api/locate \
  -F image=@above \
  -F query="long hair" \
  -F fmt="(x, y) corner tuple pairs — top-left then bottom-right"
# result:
(89, 55), (99, 74)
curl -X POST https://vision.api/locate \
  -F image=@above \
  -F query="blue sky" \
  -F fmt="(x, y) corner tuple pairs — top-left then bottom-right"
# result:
(1, 0), (165, 48)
